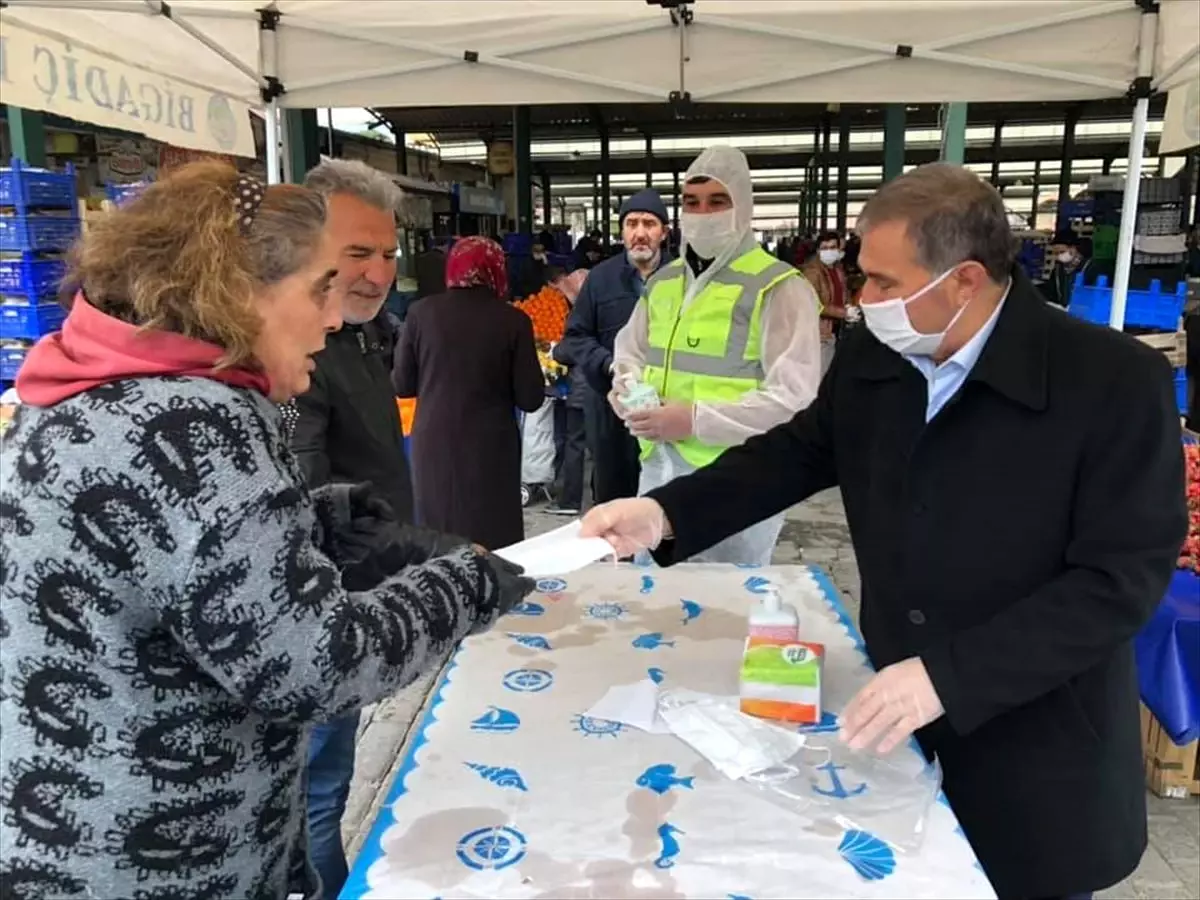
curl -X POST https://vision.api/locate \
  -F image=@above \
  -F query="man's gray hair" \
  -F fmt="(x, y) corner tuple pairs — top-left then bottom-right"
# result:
(857, 163), (1016, 281)
(303, 157), (403, 214)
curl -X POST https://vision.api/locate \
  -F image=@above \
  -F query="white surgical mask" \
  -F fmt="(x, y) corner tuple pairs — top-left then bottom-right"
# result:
(681, 209), (737, 260)
(1056, 251), (1074, 264)
(818, 248), (842, 266)
(860, 267), (968, 357)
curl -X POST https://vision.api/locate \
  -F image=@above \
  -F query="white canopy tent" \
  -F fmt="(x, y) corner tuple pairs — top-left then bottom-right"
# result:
(2, 0), (1197, 326)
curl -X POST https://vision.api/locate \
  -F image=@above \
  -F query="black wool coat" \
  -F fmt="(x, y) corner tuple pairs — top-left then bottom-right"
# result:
(649, 269), (1187, 900)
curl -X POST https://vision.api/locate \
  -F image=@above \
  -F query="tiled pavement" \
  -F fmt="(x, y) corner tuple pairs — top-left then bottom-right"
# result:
(343, 489), (1199, 898)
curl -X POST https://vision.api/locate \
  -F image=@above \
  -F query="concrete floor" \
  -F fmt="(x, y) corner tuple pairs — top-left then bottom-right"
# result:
(343, 489), (1200, 898)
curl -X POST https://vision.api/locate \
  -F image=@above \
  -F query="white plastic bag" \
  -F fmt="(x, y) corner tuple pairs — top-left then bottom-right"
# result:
(520, 398), (556, 484)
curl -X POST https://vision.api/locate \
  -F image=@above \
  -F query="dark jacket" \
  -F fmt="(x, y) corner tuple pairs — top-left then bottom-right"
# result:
(556, 250), (672, 395)
(648, 269), (1187, 900)
(394, 286), (544, 549)
(1040, 256), (1091, 308)
(292, 313), (413, 523)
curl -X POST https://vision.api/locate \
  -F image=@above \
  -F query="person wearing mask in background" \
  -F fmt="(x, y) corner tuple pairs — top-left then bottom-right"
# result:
(803, 229), (850, 375)
(550, 268), (592, 515)
(574, 228), (604, 270)
(583, 163), (1185, 900)
(394, 237), (545, 549)
(283, 159), (414, 900)
(1041, 229), (1091, 308)
(610, 146), (822, 566)
(557, 190), (673, 504)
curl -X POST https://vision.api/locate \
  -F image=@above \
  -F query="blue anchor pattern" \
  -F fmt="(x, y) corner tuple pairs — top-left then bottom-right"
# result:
(640, 575), (655, 594)
(654, 823), (684, 869)
(632, 632), (675, 650)
(680, 599), (702, 625)
(464, 763), (528, 791)
(636, 763), (694, 796)
(470, 706), (521, 733)
(811, 760), (867, 799)
(507, 633), (552, 650)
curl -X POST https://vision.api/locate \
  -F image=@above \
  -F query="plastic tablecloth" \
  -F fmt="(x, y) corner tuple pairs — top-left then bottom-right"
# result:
(1135, 570), (1200, 745)
(340, 564), (995, 900)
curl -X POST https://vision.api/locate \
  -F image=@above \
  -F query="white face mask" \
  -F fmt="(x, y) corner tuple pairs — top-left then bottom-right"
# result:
(1056, 251), (1074, 264)
(818, 248), (842, 266)
(860, 267), (968, 357)
(681, 209), (738, 260)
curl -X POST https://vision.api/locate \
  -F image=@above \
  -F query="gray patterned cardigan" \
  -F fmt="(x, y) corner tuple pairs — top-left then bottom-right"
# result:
(0, 376), (506, 899)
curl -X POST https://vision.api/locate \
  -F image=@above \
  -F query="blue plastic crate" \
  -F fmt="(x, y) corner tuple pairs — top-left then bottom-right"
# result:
(0, 215), (81, 253)
(106, 181), (151, 207)
(0, 253), (66, 299)
(1176, 368), (1188, 416)
(0, 344), (29, 381)
(1067, 275), (1186, 331)
(0, 303), (66, 340)
(0, 159), (77, 211)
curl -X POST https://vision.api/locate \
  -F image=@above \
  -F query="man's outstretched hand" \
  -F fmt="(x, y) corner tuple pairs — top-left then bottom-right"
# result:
(579, 498), (672, 559)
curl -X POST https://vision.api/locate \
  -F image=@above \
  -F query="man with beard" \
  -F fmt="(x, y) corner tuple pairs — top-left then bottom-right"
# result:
(289, 158), (411, 900)
(557, 190), (672, 502)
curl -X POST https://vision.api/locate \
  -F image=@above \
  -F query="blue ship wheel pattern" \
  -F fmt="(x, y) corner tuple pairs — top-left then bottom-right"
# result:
(536, 577), (567, 594)
(586, 601), (626, 620)
(456, 825), (528, 871)
(571, 714), (624, 738)
(501, 668), (553, 693)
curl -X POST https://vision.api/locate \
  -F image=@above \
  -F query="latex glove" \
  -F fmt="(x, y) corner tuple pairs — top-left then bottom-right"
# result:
(626, 402), (693, 442)
(580, 498), (671, 558)
(608, 386), (630, 420)
(839, 657), (944, 755)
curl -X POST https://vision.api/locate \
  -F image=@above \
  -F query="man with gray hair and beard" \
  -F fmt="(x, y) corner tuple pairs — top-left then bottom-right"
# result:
(287, 157), (412, 899)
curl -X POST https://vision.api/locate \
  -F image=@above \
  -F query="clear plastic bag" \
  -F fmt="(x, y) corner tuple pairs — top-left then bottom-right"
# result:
(658, 689), (941, 853)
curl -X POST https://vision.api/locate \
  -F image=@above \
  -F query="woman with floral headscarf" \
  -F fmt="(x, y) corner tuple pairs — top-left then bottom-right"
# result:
(394, 237), (545, 548)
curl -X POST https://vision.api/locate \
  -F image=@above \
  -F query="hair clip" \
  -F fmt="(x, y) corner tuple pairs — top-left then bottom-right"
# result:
(235, 174), (265, 234)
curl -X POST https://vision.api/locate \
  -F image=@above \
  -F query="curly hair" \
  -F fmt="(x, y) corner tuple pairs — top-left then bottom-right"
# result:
(65, 161), (326, 366)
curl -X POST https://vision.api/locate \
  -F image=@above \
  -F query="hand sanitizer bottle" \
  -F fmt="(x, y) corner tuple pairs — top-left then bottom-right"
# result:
(748, 586), (800, 642)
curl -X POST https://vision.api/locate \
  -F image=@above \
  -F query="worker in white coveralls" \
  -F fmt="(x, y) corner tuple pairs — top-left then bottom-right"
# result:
(608, 145), (822, 565)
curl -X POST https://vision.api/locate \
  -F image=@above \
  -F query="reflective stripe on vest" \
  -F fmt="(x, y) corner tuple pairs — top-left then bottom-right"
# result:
(639, 247), (798, 467)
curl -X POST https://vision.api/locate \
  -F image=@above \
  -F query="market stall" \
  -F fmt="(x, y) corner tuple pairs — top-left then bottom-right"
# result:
(341, 564), (995, 899)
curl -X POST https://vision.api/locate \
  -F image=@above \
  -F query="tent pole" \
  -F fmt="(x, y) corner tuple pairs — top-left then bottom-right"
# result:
(1108, 97), (1148, 331)
(1109, 3), (1158, 332)
(265, 101), (282, 185)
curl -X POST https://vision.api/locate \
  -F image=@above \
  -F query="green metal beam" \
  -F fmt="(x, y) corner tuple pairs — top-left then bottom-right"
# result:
(6, 106), (47, 167)
(285, 109), (321, 184)
(513, 106), (533, 235)
(883, 104), (905, 182)
(940, 102), (969, 165)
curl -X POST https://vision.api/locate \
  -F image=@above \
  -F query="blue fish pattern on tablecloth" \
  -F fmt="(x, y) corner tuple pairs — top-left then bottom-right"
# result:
(509, 601), (545, 616)
(837, 829), (896, 881)
(654, 823), (684, 869)
(470, 706), (521, 733)
(647, 667), (666, 684)
(464, 762), (528, 791)
(640, 575), (655, 594)
(743, 575), (771, 594)
(680, 599), (702, 625)
(636, 763), (695, 796)
(632, 632), (674, 650)
(507, 633), (551, 650)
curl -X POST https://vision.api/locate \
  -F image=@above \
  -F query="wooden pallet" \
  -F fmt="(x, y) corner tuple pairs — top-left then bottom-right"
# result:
(1142, 704), (1200, 798)
(1136, 330), (1186, 368)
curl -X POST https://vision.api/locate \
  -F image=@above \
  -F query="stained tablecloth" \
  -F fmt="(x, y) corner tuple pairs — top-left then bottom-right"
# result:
(341, 564), (995, 899)
(1136, 570), (1200, 745)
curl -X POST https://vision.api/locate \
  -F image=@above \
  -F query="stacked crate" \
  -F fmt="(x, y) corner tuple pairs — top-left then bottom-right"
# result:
(0, 160), (79, 383)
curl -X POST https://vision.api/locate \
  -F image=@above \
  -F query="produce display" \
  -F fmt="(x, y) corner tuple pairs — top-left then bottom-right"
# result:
(515, 285), (569, 343)
(536, 345), (567, 386)
(1179, 441), (1200, 575)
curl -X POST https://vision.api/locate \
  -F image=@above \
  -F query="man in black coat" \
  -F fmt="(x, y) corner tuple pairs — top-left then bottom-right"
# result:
(557, 190), (672, 502)
(582, 164), (1187, 900)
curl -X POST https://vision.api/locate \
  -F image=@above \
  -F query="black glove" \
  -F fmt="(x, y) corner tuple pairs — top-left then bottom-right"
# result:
(347, 483), (396, 527)
(480, 552), (537, 620)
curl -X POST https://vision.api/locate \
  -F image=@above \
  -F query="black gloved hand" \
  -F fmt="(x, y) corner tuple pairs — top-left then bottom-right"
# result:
(347, 483), (396, 527)
(480, 552), (537, 621)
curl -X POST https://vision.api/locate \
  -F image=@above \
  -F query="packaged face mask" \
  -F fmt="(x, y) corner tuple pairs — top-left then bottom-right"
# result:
(657, 689), (807, 780)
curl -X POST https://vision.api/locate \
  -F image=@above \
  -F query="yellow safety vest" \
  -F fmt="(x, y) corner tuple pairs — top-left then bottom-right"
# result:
(639, 246), (799, 468)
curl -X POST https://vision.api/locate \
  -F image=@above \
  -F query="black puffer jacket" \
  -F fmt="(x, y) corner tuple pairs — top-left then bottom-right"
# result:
(289, 312), (414, 523)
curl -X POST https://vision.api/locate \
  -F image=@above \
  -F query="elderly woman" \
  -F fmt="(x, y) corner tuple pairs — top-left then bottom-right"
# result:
(394, 236), (545, 549)
(0, 163), (532, 899)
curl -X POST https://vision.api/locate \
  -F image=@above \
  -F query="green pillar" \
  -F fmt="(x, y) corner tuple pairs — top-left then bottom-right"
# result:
(284, 109), (320, 184)
(883, 104), (905, 182)
(6, 106), (47, 167)
(513, 106), (533, 235)
(940, 102), (968, 165)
